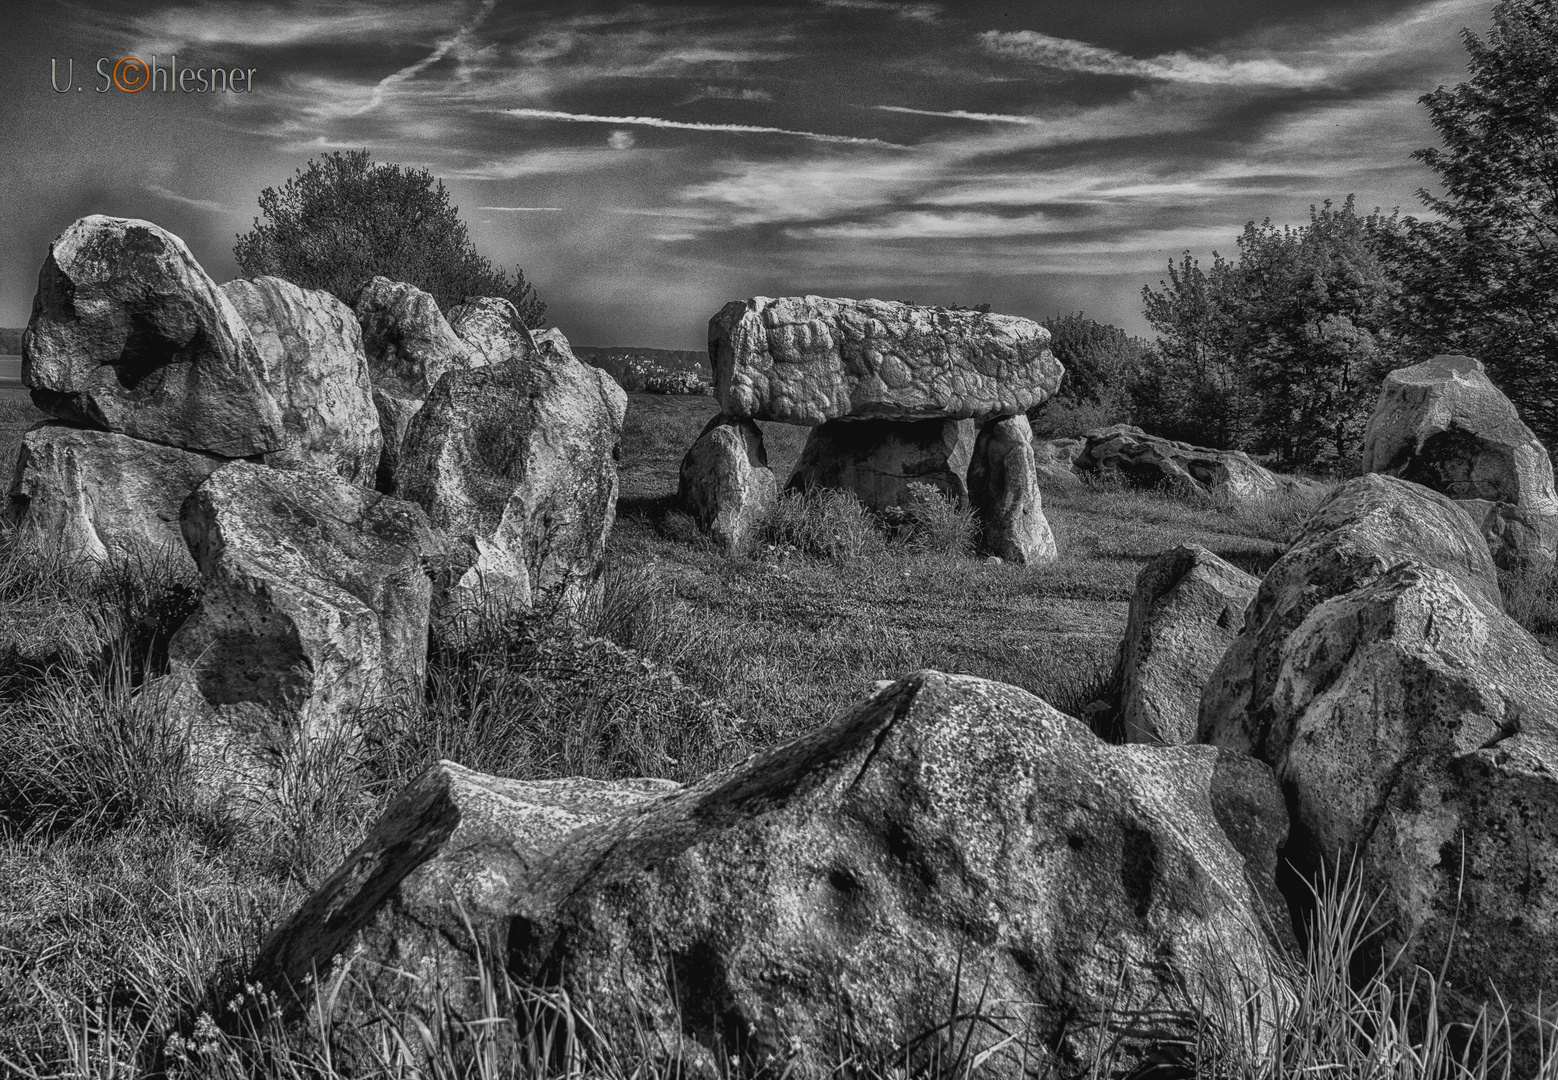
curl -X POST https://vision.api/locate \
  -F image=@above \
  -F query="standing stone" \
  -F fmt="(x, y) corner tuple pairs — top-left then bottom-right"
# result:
(221, 276), (381, 484)
(1114, 544), (1257, 746)
(968, 414), (1056, 564)
(22, 215), (285, 457)
(256, 671), (1289, 1079)
(352, 277), (474, 492)
(6, 423), (223, 567)
(788, 417), (974, 510)
(167, 462), (441, 792)
(448, 296), (535, 367)
(710, 296), (1062, 425)
(396, 348), (627, 617)
(1362, 354), (1558, 570)
(678, 414), (776, 553)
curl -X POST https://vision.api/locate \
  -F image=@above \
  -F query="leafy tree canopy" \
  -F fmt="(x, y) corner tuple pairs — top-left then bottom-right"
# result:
(234, 149), (545, 327)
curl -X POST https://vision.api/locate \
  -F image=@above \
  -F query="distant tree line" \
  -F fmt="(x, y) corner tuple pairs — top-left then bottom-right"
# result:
(1034, 0), (1558, 474)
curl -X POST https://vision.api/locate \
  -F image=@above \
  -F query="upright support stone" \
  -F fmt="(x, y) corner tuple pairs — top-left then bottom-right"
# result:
(968, 414), (1056, 564)
(678, 414), (776, 553)
(788, 417), (974, 510)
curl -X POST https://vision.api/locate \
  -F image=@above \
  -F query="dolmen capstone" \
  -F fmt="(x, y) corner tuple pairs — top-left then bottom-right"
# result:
(680, 297), (1062, 560)
(255, 670), (1290, 1078)
(1199, 474), (1558, 1040)
(1362, 354), (1558, 571)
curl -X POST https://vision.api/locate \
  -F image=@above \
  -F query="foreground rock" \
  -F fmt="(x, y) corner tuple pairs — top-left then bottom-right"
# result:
(448, 296), (536, 367)
(1076, 425), (1282, 505)
(710, 297), (1062, 425)
(167, 462), (440, 791)
(221, 276), (381, 483)
(967, 414), (1056, 564)
(256, 671), (1288, 1078)
(788, 418), (974, 510)
(23, 215), (285, 457)
(1362, 354), (1558, 570)
(6, 423), (223, 566)
(1200, 475), (1558, 1030)
(395, 347), (627, 617)
(1112, 545), (1256, 746)
(353, 277), (474, 490)
(678, 414), (777, 553)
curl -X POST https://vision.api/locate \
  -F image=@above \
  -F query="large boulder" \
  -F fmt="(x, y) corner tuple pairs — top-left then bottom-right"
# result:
(1199, 474), (1501, 758)
(448, 296), (535, 367)
(1032, 436), (1085, 491)
(1362, 354), (1558, 570)
(678, 414), (777, 553)
(6, 423), (224, 566)
(255, 671), (1289, 1078)
(967, 414), (1056, 564)
(167, 462), (441, 791)
(352, 277), (474, 491)
(788, 417), (974, 511)
(710, 297), (1062, 425)
(22, 216), (285, 457)
(1076, 425), (1281, 505)
(221, 276), (381, 484)
(395, 348), (627, 617)
(1113, 544), (1257, 746)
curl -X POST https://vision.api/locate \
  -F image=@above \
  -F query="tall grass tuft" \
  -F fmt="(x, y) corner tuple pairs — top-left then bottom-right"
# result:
(761, 488), (887, 560)
(1501, 563), (1558, 636)
(889, 481), (978, 558)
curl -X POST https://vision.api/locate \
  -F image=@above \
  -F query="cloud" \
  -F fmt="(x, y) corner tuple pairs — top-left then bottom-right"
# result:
(695, 85), (775, 102)
(122, 2), (452, 51)
(873, 105), (1045, 125)
(353, 0), (498, 115)
(608, 129), (637, 150)
(817, 0), (939, 22)
(503, 109), (905, 148)
(478, 206), (563, 211)
(144, 184), (234, 215)
(980, 29), (1330, 87)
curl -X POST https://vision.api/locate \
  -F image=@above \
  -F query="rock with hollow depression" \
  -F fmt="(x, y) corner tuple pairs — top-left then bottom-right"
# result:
(254, 670), (1289, 1079)
(22, 215), (285, 457)
(710, 296), (1062, 425)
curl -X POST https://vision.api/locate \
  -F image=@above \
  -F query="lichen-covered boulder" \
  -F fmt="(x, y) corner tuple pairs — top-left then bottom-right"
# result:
(6, 423), (223, 567)
(1362, 354), (1558, 570)
(255, 670), (1289, 1079)
(678, 414), (776, 553)
(22, 216), (285, 457)
(967, 414), (1056, 564)
(788, 418), (974, 511)
(1032, 436), (1085, 491)
(710, 297), (1062, 425)
(1076, 425), (1280, 505)
(1199, 474), (1501, 758)
(167, 462), (441, 792)
(352, 277), (474, 491)
(221, 276), (381, 484)
(448, 296), (535, 367)
(1114, 544), (1257, 746)
(395, 347), (627, 617)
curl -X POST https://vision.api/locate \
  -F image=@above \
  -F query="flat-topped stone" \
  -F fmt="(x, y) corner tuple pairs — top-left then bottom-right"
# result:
(709, 296), (1061, 425)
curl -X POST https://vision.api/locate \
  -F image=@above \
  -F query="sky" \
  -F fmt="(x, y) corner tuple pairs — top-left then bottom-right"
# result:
(0, 0), (1495, 350)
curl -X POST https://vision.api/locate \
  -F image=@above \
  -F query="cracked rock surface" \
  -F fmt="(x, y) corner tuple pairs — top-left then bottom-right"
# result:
(255, 670), (1287, 1079)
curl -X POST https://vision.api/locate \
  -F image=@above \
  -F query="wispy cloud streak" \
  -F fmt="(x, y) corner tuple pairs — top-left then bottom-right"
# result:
(980, 29), (1330, 87)
(503, 109), (904, 147)
(873, 105), (1045, 125)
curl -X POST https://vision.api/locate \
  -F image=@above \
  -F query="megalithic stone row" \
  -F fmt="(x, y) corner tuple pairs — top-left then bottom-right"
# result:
(1362, 354), (1558, 571)
(967, 413), (1056, 564)
(221, 276), (382, 484)
(23, 215), (286, 458)
(709, 296), (1062, 425)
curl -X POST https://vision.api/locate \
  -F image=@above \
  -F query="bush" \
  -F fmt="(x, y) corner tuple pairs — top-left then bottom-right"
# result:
(883, 481), (977, 557)
(1501, 563), (1558, 636)
(760, 488), (887, 561)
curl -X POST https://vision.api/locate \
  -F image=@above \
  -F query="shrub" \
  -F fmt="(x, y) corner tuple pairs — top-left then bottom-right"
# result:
(884, 481), (977, 557)
(1501, 563), (1558, 635)
(760, 488), (887, 561)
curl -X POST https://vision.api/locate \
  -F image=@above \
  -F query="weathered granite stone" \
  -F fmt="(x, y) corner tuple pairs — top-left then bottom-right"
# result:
(6, 423), (223, 567)
(678, 414), (777, 553)
(1076, 425), (1281, 505)
(23, 215), (285, 457)
(788, 417), (975, 511)
(221, 276), (381, 484)
(255, 671), (1289, 1078)
(967, 414), (1056, 564)
(448, 296), (536, 367)
(710, 296), (1062, 425)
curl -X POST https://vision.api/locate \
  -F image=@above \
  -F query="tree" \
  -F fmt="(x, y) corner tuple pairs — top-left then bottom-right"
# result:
(234, 150), (545, 327)
(1383, 0), (1558, 447)
(1137, 252), (1250, 449)
(1027, 313), (1145, 437)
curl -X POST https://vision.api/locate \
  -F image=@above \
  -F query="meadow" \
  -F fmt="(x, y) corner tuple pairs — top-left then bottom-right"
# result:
(2, 390), (1556, 1078)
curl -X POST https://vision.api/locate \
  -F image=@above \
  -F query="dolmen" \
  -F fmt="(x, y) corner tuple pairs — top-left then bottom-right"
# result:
(1362, 354), (1558, 571)
(5, 214), (626, 797)
(679, 296), (1063, 561)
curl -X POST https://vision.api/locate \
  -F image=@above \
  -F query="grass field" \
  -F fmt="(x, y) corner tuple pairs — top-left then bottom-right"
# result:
(1, 391), (1555, 1077)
